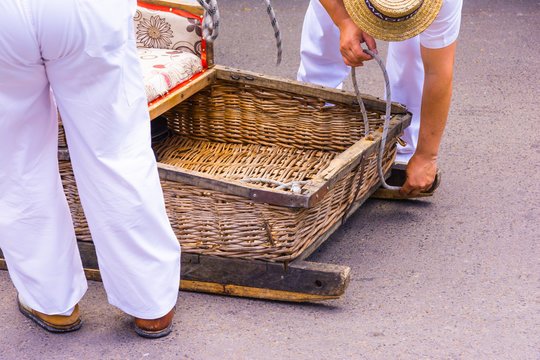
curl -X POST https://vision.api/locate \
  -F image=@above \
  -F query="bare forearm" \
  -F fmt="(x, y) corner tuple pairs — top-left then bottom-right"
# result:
(416, 71), (453, 160)
(400, 42), (456, 196)
(319, 0), (351, 28)
(416, 43), (456, 161)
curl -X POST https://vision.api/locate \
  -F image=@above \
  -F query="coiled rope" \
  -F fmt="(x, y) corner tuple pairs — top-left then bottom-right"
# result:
(351, 49), (400, 191)
(238, 178), (308, 194)
(197, 0), (282, 65)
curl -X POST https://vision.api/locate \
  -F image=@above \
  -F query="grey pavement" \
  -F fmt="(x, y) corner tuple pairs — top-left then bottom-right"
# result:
(0, 0), (539, 359)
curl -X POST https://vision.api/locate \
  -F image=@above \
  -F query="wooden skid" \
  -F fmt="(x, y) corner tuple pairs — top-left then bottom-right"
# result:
(0, 243), (350, 302)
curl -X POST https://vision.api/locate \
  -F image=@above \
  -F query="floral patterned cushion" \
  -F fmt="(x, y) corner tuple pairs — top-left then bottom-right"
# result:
(138, 48), (203, 103)
(134, 2), (207, 103)
(134, 2), (203, 57)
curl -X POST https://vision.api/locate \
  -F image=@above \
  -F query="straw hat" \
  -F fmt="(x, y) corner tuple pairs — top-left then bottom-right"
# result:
(343, 0), (443, 41)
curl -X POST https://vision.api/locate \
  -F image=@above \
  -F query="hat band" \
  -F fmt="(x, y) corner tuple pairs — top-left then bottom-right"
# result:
(364, 0), (424, 23)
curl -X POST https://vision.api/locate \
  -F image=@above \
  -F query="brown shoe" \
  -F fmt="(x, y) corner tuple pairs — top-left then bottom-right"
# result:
(134, 307), (175, 338)
(17, 294), (82, 333)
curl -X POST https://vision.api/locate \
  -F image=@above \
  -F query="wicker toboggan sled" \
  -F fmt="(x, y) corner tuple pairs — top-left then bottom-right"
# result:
(55, 65), (410, 301)
(0, 0), (411, 302)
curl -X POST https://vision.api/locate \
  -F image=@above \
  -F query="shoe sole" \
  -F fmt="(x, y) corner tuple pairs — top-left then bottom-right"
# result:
(18, 299), (82, 333)
(134, 321), (173, 339)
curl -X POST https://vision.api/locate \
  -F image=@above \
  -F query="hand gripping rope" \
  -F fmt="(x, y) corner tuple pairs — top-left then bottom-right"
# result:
(197, 0), (282, 65)
(351, 49), (401, 191)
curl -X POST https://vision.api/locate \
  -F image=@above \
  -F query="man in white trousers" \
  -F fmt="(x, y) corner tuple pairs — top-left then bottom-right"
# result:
(298, 0), (463, 198)
(0, 0), (180, 338)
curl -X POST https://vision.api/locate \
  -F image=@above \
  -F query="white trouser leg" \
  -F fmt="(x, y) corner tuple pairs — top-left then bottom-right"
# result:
(1, 0), (180, 319)
(297, 0), (350, 89)
(386, 37), (424, 163)
(0, 0), (87, 315)
(43, 0), (180, 319)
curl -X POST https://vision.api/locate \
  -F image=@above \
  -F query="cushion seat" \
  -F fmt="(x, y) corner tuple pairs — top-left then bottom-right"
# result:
(138, 47), (203, 103)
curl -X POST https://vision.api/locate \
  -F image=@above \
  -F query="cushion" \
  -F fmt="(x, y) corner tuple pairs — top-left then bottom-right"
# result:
(134, 3), (203, 56)
(138, 47), (203, 103)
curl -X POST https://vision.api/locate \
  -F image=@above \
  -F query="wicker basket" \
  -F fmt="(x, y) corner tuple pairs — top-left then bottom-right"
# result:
(58, 66), (410, 262)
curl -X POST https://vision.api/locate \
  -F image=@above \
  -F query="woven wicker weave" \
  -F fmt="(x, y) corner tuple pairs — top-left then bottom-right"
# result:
(59, 78), (402, 262)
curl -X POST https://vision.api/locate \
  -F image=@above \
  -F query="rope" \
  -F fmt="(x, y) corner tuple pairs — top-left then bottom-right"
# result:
(197, 0), (220, 43)
(262, 0), (282, 65)
(197, 0), (282, 65)
(351, 68), (370, 138)
(239, 178), (309, 194)
(350, 49), (400, 191)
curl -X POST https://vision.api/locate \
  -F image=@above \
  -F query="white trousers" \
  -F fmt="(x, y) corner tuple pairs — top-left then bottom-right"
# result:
(0, 0), (180, 319)
(298, 0), (461, 163)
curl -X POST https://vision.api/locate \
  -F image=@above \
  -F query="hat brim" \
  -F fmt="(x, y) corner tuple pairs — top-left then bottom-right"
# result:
(343, 0), (443, 42)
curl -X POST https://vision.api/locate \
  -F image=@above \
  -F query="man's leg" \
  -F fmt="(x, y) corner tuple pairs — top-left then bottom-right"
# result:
(0, 0), (87, 316)
(297, 0), (350, 88)
(386, 37), (424, 163)
(42, 0), (180, 319)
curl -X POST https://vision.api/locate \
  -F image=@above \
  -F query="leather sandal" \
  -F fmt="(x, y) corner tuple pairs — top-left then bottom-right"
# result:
(17, 294), (82, 333)
(134, 307), (175, 338)
(371, 164), (442, 200)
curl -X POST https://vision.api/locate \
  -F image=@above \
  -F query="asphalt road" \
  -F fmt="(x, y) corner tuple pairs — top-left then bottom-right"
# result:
(0, 0), (538, 359)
